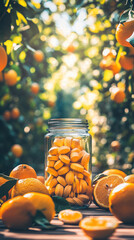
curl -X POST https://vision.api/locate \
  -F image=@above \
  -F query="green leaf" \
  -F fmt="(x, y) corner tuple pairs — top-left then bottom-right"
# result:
(20, 19), (39, 40)
(0, 11), (11, 42)
(92, 173), (107, 185)
(33, 210), (57, 230)
(120, 9), (134, 23)
(0, 178), (18, 199)
(0, 173), (18, 181)
(52, 196), (70, 213)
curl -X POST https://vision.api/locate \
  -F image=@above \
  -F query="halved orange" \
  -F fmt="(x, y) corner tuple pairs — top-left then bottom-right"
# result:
(93, 174), (124, 209)
(58, 209), (82, 224)
(79, 216), (118, 239)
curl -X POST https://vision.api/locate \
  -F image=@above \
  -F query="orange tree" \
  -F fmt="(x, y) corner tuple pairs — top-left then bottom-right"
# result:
(0, 0), (134, 174)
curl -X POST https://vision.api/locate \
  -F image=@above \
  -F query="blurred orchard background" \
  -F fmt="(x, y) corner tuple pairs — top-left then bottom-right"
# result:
(0, 0), (134, 175)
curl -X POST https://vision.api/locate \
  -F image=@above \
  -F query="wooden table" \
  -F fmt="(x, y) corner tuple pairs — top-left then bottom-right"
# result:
(0, 203), (134, 240)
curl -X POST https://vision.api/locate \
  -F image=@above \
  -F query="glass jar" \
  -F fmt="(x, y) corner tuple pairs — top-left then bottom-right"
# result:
(44, 118), (92, 207)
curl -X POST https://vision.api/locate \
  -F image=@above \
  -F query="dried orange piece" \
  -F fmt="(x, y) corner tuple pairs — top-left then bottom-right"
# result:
(71, 148), (81, 153)
(79, 179), (87, 193)
(47, 155), (59, 161)
(49, 147), (59, 156)
(74, 172), (83, 179)
(64, 137), (72, 147)
(47, 160), (55, 168)
(53, 138), (64, 147)
(71, 139), (81, 149)
(45, 175), (53, 186)
(58, 166), (69, 175)
(55, 184), (64, 197)
(63, 185), (72, 198)
(70, 163), (84, 173)
(49, 178), (58, 188)
(79, 216), (118, 239)
(66, 197), (76, 205)
(73, 197), (83, 206)
(46, 167), (58, 177)
(65, 171), (74, 185)
(58, 146), (70, 155)
(57, 176), (66, 187)
(48, 186), (55, 195)
(54, 160), (64, 170)
(58, 209), (82, 224)
(81, 153), (90, 168)
(59, 155), (70, 164)
(77, 194), (90, 203)
(70, 152), (81, 162)
(93, 174), (124, 209)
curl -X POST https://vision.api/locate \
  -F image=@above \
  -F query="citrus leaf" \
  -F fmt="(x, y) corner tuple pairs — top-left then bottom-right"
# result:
(92, 173), (107, 185)
(0, 173), (18, 181)
(52, 196), (70, 213)
(120, 9), (134, 23)
(33, 210), (57, 230)
(0, 179), (18, 198)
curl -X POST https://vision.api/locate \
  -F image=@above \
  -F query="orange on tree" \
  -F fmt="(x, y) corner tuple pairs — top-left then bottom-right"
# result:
(102, 169), (127, 178)
(93, 174), (124, 209)
(3, 110), (11, 121)
(11, 177), (49, 198)
(119, 54), (134, 70)
(111, 87), (126, 103)
(79, 216), (118, 239)
(24, 192), (55, 222)
(33, 50), (44, 62)
(102, 48), (116, 59)
(110, 141), (120, 152)
(9, 164), (37, 179)
(0, 46), (8, 72)
(66, 45), (75, 53)
(11, 107), (20, 119)
(99, 58), (121, 75)
(4, 69), (17, 86)
(124, 174), (134, 183)
(31, 82), (39, 94)
(11, 144), (23, 158)
(58, 209), (82, 224)
(0, 196), (36, 230)
(116, 20), (134, 47)
(109, 183), (134, 223)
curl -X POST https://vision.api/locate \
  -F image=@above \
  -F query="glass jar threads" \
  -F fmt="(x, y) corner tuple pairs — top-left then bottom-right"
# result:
(44, 118), (92, 207)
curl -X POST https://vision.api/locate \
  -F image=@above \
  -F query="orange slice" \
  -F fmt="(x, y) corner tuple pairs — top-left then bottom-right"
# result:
(103, 169), (126, 178)
(49, 146), (59, 155)
(55, 184), (64, 197)
(57, 176), (66, 187)
(53, 138), (64, 147)
(59, 155), (70, 164)
(58, 209), (82, 224)
(79, 216), (118, 239)
(58, 166), (69, 175)
(54, 160), (64, 170)
(65, 171), (74, 185)
(93, 174), (124, 209)
(58, 146), (70, 155)
(46, 167), (58, 177)
(47, 155), (59, 161)
(70, 163), (84, 173)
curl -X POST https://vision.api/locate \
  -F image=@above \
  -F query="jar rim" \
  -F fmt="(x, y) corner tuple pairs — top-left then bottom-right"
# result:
(48, 118), (89, 129)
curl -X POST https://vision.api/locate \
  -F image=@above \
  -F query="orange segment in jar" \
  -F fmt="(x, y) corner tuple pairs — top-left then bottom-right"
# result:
(66, 197), (76, 205)
(80, 179), (87, 193)
(46, 167), (58, 177)
(81, 153), (90, 168)
(53, 138), (64, 147)
(70, 152), (81, 162)
(74, 177), (80, 194)
(74, 172), (84, 179)
(47, 160), (55, 168)
(70, 163), (84, 173)
(47, 155), (59, 161)
(78, 194), (90, 203)
(83, 170), (91, 178)
(71, 148), (81, 153)
(45, 175), (53, 186)
(65, 171), (74, 185)
(57, 176), (66, 187)
(64, 137), (72, 147)
(59, 155), (70, 164)
(71, 138), (81, 149)
(49, 178), (58, 188)
(49, 146), (59, 156)
(69, 191), (74, 198)
(55, 184), (64, 197)
(58, 166), (69, 175)
(58, 146), (70, 155)
(63, 185), (72, 198)
(54, 160), (64, 170)
(73, 197), (83, 206)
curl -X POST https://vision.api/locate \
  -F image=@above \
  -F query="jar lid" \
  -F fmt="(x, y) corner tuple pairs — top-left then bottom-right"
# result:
(48, 118), (89, 129)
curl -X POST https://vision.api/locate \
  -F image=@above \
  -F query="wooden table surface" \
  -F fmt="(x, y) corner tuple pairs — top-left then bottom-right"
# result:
(0, 203), (134, 240)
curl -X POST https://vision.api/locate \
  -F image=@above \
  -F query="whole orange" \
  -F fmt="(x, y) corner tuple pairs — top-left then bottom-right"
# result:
(1, 196), (36, 230)
(11, 178), (49, 198)
(0, 46), (8, 72)
(103, 169), (126, 178)
(31, 82), (39, 94)
(33, 50), (44, 62)
(9, 164), (37, 179)
(4, 69), (17, 86)
(37, 175), (45, 184)
(11, 108), (20, 119)
(24, 192), (55, 221)
(11, 144), (23, 158)
(109, 183), (134, 223)
(3, 110), (11, 121)
(116, 20), (134, 47)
